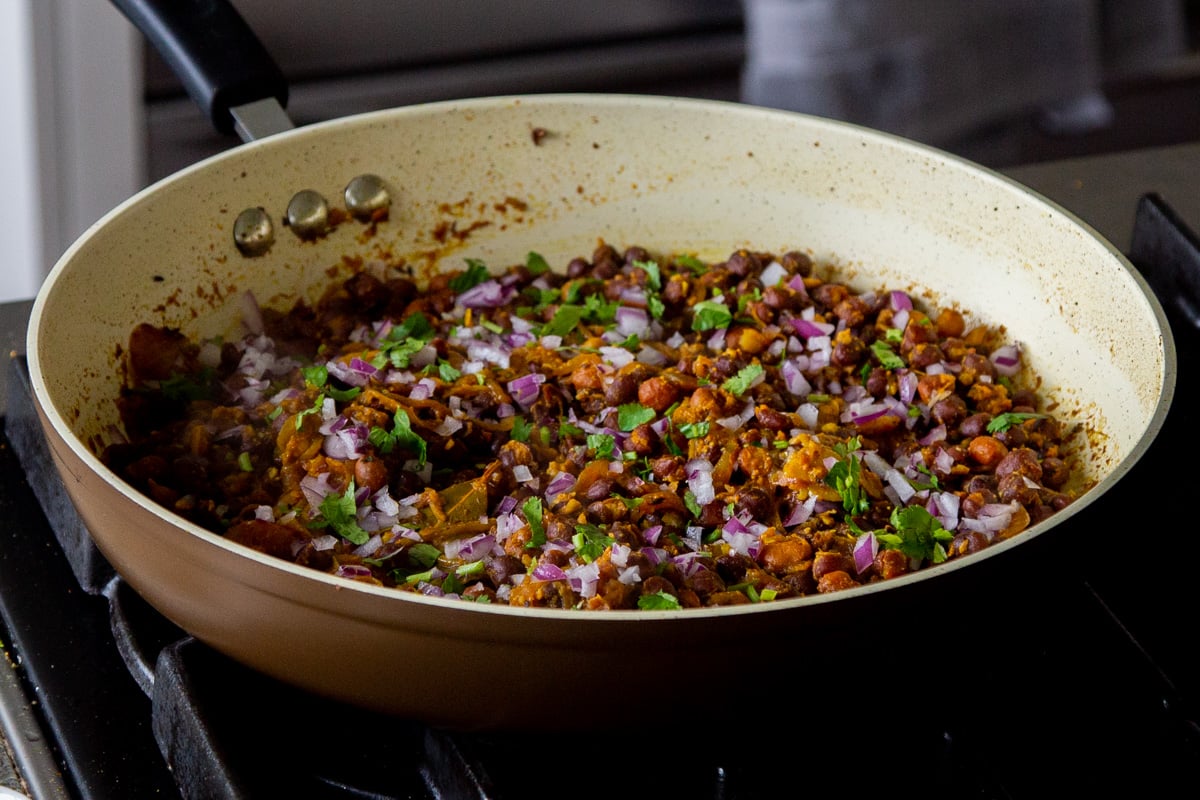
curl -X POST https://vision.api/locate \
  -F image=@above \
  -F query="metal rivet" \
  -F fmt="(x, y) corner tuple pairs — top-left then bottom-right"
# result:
(286, 189), (330, 239)
(344, 174), (391, 221)
(233, 207), (274, 256)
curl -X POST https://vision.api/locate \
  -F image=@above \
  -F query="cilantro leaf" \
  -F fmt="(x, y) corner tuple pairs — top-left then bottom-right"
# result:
(678, 421), (710, 439)
(310, 481), (370, 545)
(158, 371), (211, 403)
(449, 259), (490, 293)
(573, 524), (615, 563)
(369, 408), (427, 466)
(986, 412), (1049, 434)
(526, 251), (551, 275)
(825, 437), (870, 516)
(638, 591), (682, 610)
(510, 416), (533, 443)
(587, 433), (617, 460)
(876, 505), (954, 564)
(633, 259), (662, 290)
(617, 402), (656, 431)
(870, 339), (906, 370)
(522, 497), (545, 547)
(722, 363), (764, 396)
(691, 298), (732, 331)
(541, 304), (586, 337)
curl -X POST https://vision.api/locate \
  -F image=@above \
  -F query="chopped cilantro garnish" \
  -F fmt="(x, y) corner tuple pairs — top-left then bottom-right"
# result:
(691, 298), (732, 331)
(449, 259), (490, 293)
(294, 393), (326, 429)
(436, 361), (461, 382)
(541, 304), (586, 337)
(876, 505), (954, 564)
(310, 481), (370, 545)
(237, 452), (253, 471)
(406, 543), (440, 569)
(587, 433), (617, 460)
(722, 363), (764, 396)
(510, 416), (533, 442)
(583, 293), (618, 324)
(160, 369), (214, 402)
(678, 420), (710, 439)
(638, 591), (682, 610)
(368, 408), (427, 466)
(617, 402), (656, 431)
(647, 293), (665, 320)
(633, 259), (662, 290)
(572, 524), (614, 563)
(683, 489), (702, 517)
(987, 412), (1049, 434)
(870, 339), (906, 370)
(525, 251), (551, 275)
(306, 362), (360, 401)
(736, 287), (763, 314)
(522, 497), (545, 547)
(825, 436), (870, 516)
(675, 254), (707, 275)
(456, 560), (486, 577)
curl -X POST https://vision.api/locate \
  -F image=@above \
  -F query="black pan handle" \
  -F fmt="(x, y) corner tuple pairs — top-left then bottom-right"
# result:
(109, 0), (288, 137)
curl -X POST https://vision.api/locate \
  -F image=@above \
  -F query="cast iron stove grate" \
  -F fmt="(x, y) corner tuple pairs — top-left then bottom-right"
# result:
(1, 193), (1199, 799)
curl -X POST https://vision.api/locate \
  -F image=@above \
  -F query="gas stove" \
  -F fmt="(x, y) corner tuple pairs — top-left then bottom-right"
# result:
(1, 178), (1198, 799)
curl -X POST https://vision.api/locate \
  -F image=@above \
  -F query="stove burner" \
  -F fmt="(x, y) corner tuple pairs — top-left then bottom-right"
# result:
(2, 193), (1199, 798)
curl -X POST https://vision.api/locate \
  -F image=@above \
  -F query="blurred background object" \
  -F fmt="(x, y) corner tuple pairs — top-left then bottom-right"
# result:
(2, 0), (1200, 303)
(740, 0), (1191, 164)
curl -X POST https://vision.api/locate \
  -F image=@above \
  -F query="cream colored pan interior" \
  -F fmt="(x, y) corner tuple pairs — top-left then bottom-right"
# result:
(27, 95), (1174, 729)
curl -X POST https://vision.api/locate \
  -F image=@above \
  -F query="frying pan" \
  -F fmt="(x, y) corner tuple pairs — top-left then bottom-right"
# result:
(25, 0), (1174, 729)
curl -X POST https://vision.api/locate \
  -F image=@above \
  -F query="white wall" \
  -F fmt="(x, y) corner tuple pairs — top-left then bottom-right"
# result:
(0, 0), (144, 304)
(0, 1), (42, 303)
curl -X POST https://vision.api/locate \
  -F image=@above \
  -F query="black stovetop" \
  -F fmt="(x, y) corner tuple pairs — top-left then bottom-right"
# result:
(1, 193), (1198, 799)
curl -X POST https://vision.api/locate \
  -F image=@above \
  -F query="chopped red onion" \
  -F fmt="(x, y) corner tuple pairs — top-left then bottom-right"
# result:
(506, 373), (545, 407)
(352, 534), (383, 558)
(531, 562), (568, 582)
(311, 534), (338, 552)
(791, 318), (834, 338)
(890, 290), (913, 311)
(760, 260), (787, 287)
(643, 524), (663, 545)
(853, 531), (878, 574)
(544, 471), (577, 498)
(797, 402), (820, 429)
(990, 344), (1021, 376)
(685, 458), (715, 505)
(457, 279), (516, 308)
(885, 469), (916, 503)
(918, 424), (947, 446)
(784, 495), (817, 526)
(456, 533), (496, 562)
(512, 464), (534, 483)
(599, 346), (635, 368)
(614, 306), (650, 337)
(617, 565), (642, 585)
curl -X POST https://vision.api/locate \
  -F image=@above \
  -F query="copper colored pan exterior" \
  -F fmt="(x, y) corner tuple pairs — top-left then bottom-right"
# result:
(27, 95), (1174, 729)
